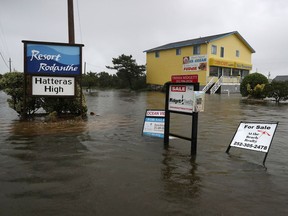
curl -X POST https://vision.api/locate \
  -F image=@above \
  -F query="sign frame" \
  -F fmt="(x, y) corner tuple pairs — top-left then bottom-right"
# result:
(164, 82), (200, 155)
(22, 40), (84, 117)
(23, 40), (84, 76)
(226, 121), (278, 166)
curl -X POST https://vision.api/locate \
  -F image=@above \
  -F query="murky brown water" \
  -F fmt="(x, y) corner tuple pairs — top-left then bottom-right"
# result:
(0, 90), (288, 216)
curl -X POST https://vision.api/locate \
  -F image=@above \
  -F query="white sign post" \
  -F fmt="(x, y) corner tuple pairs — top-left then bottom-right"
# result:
(226, 121), (278, 166)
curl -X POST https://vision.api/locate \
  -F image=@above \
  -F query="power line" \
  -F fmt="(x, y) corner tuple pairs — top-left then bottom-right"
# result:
(76, 0), (83, 43)
(0, 9), (11, 72)
(0, 14), (10, 60)
(86, 62), (107, 71)
(0, 51), (9, 70)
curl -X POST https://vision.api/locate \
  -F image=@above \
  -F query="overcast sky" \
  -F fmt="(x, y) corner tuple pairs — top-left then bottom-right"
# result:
(0, 0), (287, 78)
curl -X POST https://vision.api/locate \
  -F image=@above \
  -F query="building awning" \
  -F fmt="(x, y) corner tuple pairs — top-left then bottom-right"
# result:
(209, 58), (252, 70)
(209, 58), (234, 68)
(234, 62), (252, 70)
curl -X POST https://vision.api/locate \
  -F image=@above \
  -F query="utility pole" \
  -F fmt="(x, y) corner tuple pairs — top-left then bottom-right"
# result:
(9, 58), (12, 72)
(67, 0), (75, 44)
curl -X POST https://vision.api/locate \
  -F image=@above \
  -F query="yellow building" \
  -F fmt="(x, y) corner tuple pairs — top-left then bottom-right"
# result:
(144, 31), (255, 93)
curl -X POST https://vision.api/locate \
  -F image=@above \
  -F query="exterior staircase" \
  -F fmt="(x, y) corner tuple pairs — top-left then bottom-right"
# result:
(202, 77), (216, 93)
(210, 76), (223, 94)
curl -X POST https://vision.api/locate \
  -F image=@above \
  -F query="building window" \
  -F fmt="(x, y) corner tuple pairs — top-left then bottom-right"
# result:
(241, 70), (249, 78)
(223, 68), (231, 76)
(176, 48), (181, 55)
(220, 47), (224, 58)
(211, 45), (217, 55)
(232, 69), (240, 76)
(236, 50), (240, 57)
(209, 66), (219, 77)
(193, 45), (200, 55)
(155, 51), (160, 58)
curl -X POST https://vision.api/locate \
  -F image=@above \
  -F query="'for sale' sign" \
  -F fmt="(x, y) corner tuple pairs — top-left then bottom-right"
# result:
(168, 85), (195, 113)
(230, 122), (278, 153)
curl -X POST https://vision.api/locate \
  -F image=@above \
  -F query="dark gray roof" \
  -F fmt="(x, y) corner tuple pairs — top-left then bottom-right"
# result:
(144, 31), (255, 53)
(273, 76), (288, 82)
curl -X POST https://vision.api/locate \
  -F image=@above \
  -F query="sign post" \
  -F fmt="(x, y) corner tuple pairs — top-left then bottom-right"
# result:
(164, 82), (200, 155)
(22, 40), (84, 117)
(226, 121), (278, 166)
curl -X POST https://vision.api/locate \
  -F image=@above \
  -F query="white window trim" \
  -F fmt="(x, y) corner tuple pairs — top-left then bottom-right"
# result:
(193, 45), (201, 55)
(176, 48), (181, 55)
(211, 45), (217, 55)
(236, 50), (240, 57)
(155, 51), (160, 58)
(220, 47), (224, 58)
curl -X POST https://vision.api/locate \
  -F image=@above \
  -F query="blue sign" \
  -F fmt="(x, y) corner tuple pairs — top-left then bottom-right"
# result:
(143, 117), (165, 138)
(25, 42), (82, 75)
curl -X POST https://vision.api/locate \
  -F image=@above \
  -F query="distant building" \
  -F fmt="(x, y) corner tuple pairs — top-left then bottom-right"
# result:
(273, 76), (288, 82)
(144, 31), (255, 93)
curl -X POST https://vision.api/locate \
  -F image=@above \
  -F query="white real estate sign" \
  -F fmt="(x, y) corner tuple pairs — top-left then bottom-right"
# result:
(168, 85), (195, 113)
(230, 122), (278, 153)
(32, 76), (75, 96)
(142, 110), (165, 138)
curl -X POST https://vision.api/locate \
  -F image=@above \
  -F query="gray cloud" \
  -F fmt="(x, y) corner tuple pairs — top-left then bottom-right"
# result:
(0, 0), (287, 78)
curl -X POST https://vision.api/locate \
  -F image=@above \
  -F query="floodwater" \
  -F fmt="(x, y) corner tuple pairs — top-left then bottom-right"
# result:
(0, 90), (287, 216)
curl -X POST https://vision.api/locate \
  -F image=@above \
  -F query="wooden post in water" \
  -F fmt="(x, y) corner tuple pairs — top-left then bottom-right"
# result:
(67, 0), (83, 116)
(67, 0), (75, 44)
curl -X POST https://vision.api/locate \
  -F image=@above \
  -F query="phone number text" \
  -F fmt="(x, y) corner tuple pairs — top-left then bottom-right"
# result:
(232, 141), (268, 151)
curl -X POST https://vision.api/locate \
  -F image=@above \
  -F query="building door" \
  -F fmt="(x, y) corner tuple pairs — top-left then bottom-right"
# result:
(218, 67), (222, 78)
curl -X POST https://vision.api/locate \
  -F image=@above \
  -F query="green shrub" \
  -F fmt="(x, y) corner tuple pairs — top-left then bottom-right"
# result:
(264, 81), (288, 103)
(240, 73), (268, 98)
(0, 72), (87, 118)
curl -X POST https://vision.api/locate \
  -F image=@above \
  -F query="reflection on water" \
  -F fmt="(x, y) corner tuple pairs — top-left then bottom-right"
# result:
(0, 90), (288, 215)
(161, 150), (200, 200)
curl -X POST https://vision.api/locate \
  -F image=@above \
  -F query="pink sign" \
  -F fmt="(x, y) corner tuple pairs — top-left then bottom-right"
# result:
(171, 75), (198, 83)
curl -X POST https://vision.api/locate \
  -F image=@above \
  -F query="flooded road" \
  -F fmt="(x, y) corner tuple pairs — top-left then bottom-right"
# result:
(0, 90), (288, 216)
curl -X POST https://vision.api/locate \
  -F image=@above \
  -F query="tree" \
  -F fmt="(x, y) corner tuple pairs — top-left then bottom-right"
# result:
(0, 72), (42, 115)
(264, 81), (288, 103)
(97, 72), (114, 88)
(0, 74), (3, 89)
(106, 54), (146, 90)
(82, 71), (98, 92)
(240, 72), (268, 98)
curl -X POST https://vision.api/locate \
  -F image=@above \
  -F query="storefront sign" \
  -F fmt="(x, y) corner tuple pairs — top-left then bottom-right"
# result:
(229, 122), (278, 153)
(210, 58), (234, 68)
(24, 41), (82, 75)
(171, 75), (198, 83)
(235, 62), (252, 70)
(32, 76), (75, 96)
(183, 55), (207, 72)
